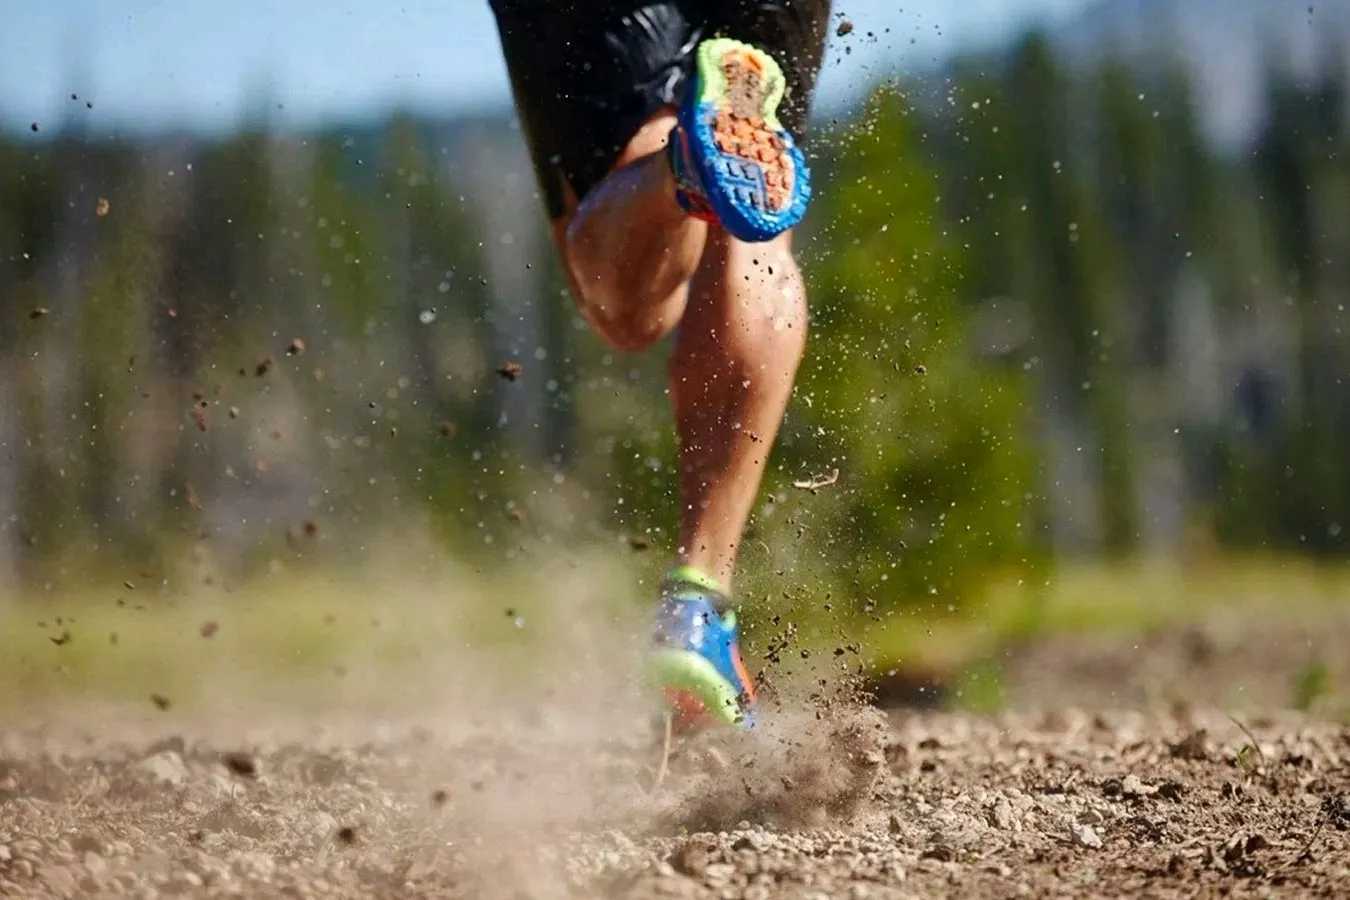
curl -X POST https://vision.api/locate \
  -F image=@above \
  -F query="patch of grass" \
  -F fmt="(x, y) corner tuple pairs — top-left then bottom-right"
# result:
(791, 554), (1350, 679)
(1293, 659), (1333, 712)
(5, 548), (1349, 715)
(0, 545), (645, 716)
(952, 658), (1006, 713)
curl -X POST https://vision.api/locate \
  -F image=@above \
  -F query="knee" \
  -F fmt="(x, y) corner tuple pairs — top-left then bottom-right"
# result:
(562, 228), (678, 355)
(566, 267), (672, 354)
(581, 299), (670, 354)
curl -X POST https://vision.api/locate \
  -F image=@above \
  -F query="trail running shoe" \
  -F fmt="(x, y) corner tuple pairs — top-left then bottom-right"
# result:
(667, 37), (812, 243)
(648, 565), (757, 732)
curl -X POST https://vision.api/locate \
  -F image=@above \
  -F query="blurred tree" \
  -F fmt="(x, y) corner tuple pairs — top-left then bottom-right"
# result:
(782, 82), (1044, 616)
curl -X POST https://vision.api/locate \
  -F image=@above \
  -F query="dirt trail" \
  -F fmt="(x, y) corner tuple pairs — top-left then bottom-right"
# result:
(4, 583), (1350, 899)
(2, 700), (1348, 899)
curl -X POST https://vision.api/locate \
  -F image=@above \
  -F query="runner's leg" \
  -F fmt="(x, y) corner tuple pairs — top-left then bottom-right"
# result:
(489, 0), (709, 352)
(668, 1), (831, 590)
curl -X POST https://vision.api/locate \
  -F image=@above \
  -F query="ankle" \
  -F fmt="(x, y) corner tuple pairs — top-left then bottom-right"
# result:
(666, 562), (725, 593)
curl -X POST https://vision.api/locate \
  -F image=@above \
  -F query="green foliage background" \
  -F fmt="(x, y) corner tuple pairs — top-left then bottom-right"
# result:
(1, 31), (1349, 650)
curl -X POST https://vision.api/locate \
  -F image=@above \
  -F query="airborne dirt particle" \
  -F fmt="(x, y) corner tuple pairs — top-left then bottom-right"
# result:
(496, 361), (522, 381)
(150, 694), (172, 711)
(222, 752), (258, 778)
(836, 18), (854, 36)
(29, 307), (50, 320)
(255, 357), (275, 377)
(200, 621), (219, 638)
(286, 338), (306, 356)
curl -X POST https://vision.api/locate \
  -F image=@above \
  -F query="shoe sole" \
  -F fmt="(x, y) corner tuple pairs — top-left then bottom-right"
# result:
(681, 38), (811, 243)
(647, 647), (748, 731)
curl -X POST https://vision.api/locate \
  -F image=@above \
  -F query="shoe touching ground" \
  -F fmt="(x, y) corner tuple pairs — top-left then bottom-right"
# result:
(667, 37), (812, 243)
(647, 564), (757, 733)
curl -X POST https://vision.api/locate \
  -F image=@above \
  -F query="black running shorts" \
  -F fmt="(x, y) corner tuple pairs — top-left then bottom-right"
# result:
(488, 0), (833, 222)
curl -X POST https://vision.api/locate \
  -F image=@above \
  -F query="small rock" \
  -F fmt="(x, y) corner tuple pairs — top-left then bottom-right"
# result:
(137, 750), (189, 787)
(920, 844), (956, 862)
(989, 797), (1018, 831)
(38, 866), (78, 898)
(231, 850), (276, 881)
(1169, 729), (1209, 761)
(310, 811), (338, 842)
(703, 862), (735, 883)
(13, 839), (43, 857)
(1157, 779), (1188, 801)
(1072, 823), (1103, 849)
(669, 839), (715, 877)
(70, 835), (101, 855)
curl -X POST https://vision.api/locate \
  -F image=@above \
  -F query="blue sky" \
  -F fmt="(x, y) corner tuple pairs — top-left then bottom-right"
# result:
(1, 0), (1094, 133)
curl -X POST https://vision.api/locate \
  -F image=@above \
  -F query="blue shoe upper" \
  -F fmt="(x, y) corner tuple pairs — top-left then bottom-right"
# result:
(653, 576), (757, 727)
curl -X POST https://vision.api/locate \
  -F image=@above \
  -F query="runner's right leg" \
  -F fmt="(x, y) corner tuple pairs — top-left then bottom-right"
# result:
(489, 0), (830, 732)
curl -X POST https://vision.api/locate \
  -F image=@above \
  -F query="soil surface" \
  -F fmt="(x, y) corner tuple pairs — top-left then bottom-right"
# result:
(4, 605), (1350, 899)
(2, 702), (1348, 899)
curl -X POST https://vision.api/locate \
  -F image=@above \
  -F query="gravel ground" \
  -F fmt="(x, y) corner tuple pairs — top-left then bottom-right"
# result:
(4, 592), (1350, 899)
(2, 702), (1348, 899)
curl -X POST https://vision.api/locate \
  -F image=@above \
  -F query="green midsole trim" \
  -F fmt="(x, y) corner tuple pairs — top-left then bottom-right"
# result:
(646, 648), (742, 726)
(694, 37), (787, 134)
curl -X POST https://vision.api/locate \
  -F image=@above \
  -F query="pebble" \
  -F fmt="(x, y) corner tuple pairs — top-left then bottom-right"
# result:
(1073, 823), (1104, 849)
(84, 851), (108, 877)
(137, 751), (189, 787)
